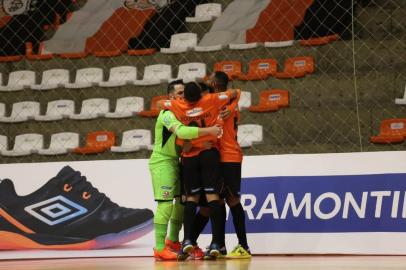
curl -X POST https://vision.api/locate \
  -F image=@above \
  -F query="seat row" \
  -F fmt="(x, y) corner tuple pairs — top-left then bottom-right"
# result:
(0, 124), (263, 157)
(370, 118), (406, 144)
(0, 89), (289, 123)
(0, 57), (314, 92)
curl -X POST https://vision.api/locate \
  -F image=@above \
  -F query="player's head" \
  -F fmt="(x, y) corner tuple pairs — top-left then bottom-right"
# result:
(184, 82), (202, 104)
(199, 82), (214, 95)
(207, 71), (229, 92)
(167, 79), (184, 99)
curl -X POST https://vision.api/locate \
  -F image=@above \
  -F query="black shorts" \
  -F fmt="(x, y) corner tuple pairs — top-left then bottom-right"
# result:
(182, 148), (223, 196)
(221, 162), (242, 197)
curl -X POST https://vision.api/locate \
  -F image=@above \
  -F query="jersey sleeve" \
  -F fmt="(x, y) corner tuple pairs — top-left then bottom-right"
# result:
(214, 90), (235, 108)
(161, 110), (199, 140)
(225, 90), (240, 114)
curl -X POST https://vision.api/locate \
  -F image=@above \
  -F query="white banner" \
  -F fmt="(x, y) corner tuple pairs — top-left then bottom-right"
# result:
(1, 151), (406, 259)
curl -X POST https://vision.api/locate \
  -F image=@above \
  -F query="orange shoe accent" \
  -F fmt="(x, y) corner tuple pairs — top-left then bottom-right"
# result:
(0, 231), (96, 250)
(188, 246), (204, 260)
(0, 208), (34, 234)
(165, 239), (181, 252)
(154, 247), (178, 260)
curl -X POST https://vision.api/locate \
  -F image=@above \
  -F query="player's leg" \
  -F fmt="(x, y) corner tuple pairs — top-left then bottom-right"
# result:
(180, 155), (202, 257)
(223, 162), (251, 259)
(150, 162), (179, 260)
(200, 148), (224, 258)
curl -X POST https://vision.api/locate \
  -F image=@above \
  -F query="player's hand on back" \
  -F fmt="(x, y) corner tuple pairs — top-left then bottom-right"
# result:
(220, 107), (231, 120)
(206, 125), (223, 137)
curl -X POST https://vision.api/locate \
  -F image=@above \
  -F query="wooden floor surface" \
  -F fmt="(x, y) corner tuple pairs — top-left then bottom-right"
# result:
(1, 256), (406, 270)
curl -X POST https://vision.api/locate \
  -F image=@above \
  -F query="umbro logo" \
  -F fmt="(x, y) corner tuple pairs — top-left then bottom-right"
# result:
(25, 196), (88, 226)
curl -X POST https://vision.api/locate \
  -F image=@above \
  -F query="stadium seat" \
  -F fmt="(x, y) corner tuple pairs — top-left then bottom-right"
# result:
(370, 119), (406, 144)
(99, 66), (138, 88)
(238, 58), (277, 80)
(34, 100), (75, 122)
(186, 3), (222, 23)
(0, 135), (7, 153)
(0, 70), (36, 92)
(64, 68), (103, 89)
(176, 63), (206, 82)
(238, 91), (252, 110)
(138, 95), (168, 118)
(31, 69), (70, 90)
(248, 89), (289, 112)
(300, 34), (339, 46)
(0, 55), (23, 62)
(69, 98), (110, 120)
(38, 132), (79, 155)
(194, 44), (223, 52)
(395, 84), (406, 105)
(214, 61), (242, 80)
(111, 129), (153, 153)
(59, 52), (89, 59)
(92, 50), (121, 58)
(26, 42), (54, 60)
(105, 97), (144, 119)
(133, 64), (173, 86)
(161, 33), (197, 54)
(229, 43), (259, 50)
(237, 124), (263, 148)
(275, 56), (314, 79)
(264, 40), (295, 48)
(73, 131), (116, 155)
(127, 48), (157, 56)
(2, 133), (44, 157)
(0, 103), (5, 117)
(0, 101), (40, 123)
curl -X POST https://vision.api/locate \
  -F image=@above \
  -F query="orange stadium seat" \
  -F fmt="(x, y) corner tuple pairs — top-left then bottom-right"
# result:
(138, 95), (168, 118)
(214, 60), (242, 80)
(25, 42), (54, 60)
(370, 119), (406, 144)
(59, 52), (89, 59)
(0, 55), (23, 62)
(275, 56), (314, 79)
(91, 50), (122, 57)
(249, 89), (289, 112)
(127, 48), (156, 56)
(300, 34), (339, 46)
(73, 131), (116, 154)
(239, 58), (277, 80)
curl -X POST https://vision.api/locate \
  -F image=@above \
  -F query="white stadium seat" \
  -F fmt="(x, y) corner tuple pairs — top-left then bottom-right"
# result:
(111, 129), (153, 153)
(229, 42), (259, 50)
(31, 69), (70, 90)
(194, 44), (223, 52)
(0, 103), (5, 117)
(2, 133), (44, 157)
(0, 101), (40, 123)
(395, 84), (406, 105)
(34, 100), (75, 122)
(0, 135), (7, 153)
(0, 70), (36, 92)
(161, 33), (197, 54)
(64, 68), (103, 89)
(70, 98), (110, 120)
(105, 96), (144, 119)
(176, 63), (206, 82)
(99, 66), (138, 88)
(38, 132), (79, 155)
(238, 91), (252, 110)
(186, 3), (222, 23)
(238, 124), (263, 148)
(133, 64), (173, 86)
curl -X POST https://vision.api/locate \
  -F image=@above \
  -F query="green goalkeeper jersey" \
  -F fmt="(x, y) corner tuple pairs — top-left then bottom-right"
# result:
(149, 110), (199, 167)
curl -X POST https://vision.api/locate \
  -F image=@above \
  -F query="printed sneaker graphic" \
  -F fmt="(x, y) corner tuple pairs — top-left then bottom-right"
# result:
(0, 166), (154, 250)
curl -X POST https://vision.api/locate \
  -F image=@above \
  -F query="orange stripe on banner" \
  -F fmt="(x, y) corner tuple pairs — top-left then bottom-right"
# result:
(0, 208), (35, 234)
(0, 231), (96, 250)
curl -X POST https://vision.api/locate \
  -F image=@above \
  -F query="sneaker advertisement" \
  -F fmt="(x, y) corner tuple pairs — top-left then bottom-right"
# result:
(1, 151), (406, 259)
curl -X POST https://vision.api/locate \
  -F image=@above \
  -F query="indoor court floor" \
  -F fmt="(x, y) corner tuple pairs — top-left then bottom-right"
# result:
(1, 256), (406, 270)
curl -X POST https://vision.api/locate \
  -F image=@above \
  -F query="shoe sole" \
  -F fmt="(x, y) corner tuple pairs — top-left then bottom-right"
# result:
(226, 255), (252, 259)
(210, 249), (220, 258)
(0, 218), (153, 250)
(182, 244), (194, 254)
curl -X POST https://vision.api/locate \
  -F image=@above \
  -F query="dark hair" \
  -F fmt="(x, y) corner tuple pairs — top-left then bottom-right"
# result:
(184, 82), (202, 103)
(167, 79), (184, 94)
(214, 71), (229, 91)
(199, 82), (214, 94)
